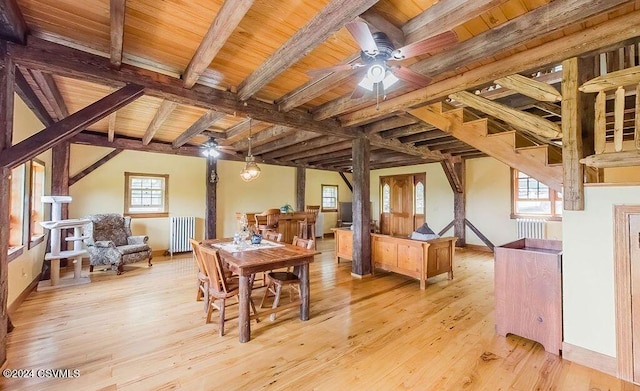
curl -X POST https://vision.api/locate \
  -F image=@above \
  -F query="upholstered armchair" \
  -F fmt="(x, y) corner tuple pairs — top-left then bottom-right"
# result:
(83, 214), (153, 274)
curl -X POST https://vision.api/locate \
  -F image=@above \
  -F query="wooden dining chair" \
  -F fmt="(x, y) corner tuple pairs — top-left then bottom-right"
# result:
(260, 236), (314, 321)
(263, 230), (282, 242)
(189, 238), (209, 310)
(199, 245), (259, 336)
(255, 208), (281, 235)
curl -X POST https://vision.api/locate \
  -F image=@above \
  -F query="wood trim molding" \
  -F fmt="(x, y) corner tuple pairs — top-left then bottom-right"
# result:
(7, 273), (40, 316)
(612, 204), (640, 382)
(562, 342), (617, 378)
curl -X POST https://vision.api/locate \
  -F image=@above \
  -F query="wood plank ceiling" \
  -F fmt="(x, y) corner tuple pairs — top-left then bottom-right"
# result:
(4, 0), (640, 172)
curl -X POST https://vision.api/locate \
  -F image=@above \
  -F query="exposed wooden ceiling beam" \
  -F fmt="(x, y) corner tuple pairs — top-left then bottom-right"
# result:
(110, 0), (126, 68)
(0, 0), (27, 44)
(236, 0), (378, 100)
(534, 101), (562, 117)
(338, 7), (640, 127)
(364, 115), (417, 134)
(381, 123), (435, 139)
(73, 131), (207, 157)
(232, 125), (292, 151)
(224, 118), (264, 143)
(450, 91), (562, 139)
(276, 54), (360, 112)
(30, 70), (69, 120)
(142, 99), (178, 145)
(279, 140), (353, 162)
(251, 131), (318, 155)
(172, 110), (226, 148)
(580, 65), (640, 93)
(0, 84), (144, 169)
(7, 37), (359, 139)
(402, 0), (506, 45)
(295, 147), (354, 165)
(263, 135), (345, 159)
(495, 74), (562, 102)
(14, 68), (54, 126)
(412, 0), (629, 78)
(182, 0), (253, 88)
(368, 133), (445, 160)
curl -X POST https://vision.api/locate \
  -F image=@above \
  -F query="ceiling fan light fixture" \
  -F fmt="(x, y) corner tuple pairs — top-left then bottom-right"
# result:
(358, 76), (375, 91)
(367, 63), (386, 83)
(382, 71), (399, 90)
(201, 138), (220, 158)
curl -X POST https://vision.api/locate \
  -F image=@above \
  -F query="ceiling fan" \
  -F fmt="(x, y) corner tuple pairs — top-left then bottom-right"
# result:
(308, 21), (458, 101)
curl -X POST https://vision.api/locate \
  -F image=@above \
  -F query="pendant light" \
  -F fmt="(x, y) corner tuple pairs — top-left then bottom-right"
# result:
(240, 118), (261, 182)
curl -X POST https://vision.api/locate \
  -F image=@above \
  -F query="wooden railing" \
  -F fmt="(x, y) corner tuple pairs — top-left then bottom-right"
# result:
(579, 44), (640, 168)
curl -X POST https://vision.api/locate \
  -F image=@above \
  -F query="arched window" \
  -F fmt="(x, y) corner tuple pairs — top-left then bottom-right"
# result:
(415, 181), (424, 214)
(382, 183), (390, 213)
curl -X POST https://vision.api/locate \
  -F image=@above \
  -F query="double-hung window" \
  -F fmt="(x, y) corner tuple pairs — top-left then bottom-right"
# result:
(321, 184), (338, 212)
(124, 172), (169, 217)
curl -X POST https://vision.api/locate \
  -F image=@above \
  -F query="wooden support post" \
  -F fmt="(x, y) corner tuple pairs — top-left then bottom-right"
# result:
(453, 160), (466, 247)
(51, 141), (70, 220)
(296, 166), (305, 212)
(205, 157), (217, 239)
(0, 41), (15, 369)
(351, 137), (371, 276)
(562, 56), (593, 210)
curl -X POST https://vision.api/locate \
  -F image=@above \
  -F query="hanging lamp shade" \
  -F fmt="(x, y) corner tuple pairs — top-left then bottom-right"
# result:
(240, 118), (260, 182)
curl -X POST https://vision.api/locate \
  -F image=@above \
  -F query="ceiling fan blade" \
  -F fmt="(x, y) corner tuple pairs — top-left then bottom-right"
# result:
(345, 21), (378, 55)
(350, 85), (366, 99)
(306, 63), (362, 78)
(391, 66), (432, 88)
(391, 31), (458, 60)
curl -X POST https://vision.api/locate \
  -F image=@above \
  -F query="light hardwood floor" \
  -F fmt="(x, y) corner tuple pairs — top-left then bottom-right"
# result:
(2, 239), (637, 390)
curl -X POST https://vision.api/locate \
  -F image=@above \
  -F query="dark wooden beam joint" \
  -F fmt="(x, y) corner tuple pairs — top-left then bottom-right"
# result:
(339, 171), (353, 192)
(0, 83), (144, 169)
(0, 0), (27, 44)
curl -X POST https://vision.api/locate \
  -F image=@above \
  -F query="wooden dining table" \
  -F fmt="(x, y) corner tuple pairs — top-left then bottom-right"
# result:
(202, 238), (319, 343)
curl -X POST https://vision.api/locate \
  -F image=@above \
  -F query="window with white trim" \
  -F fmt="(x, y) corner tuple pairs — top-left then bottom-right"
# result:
(321, 184), (338, 212)
(512, 169), (562, 218)
(124, 172), (169, 217)
(30, 159), (46, 244)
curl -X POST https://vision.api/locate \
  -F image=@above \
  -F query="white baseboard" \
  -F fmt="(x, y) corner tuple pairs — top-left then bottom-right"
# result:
(562, 342), (617, 377)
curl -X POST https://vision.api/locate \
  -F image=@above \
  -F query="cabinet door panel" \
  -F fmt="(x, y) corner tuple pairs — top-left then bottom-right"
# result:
(397, 243), (422, 274)
(373, 239), (397, 267)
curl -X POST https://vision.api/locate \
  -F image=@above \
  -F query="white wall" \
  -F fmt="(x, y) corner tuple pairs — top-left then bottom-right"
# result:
(8, 95), (51, 307)
(465, 157), (516, 246)
(562, 185), (640, 357)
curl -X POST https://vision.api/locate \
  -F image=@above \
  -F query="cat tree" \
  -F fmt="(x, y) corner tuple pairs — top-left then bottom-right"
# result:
(39, 196), (90, 289)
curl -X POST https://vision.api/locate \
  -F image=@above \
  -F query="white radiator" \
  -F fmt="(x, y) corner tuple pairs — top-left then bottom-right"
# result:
(169, 216), (195, 255)
(516, 218), (546, 239)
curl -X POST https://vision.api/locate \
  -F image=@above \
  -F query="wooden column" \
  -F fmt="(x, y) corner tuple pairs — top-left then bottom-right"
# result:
(296, 166), (305, 212)
(351, 137), (371, 276)
(51, 141), (70, 219)
(453, 160), (466, 246)
(205, 157), (217, 239)
(0, 41), (15, 368)
(562, 56), (594, 210)
(441, 158), (465, 246)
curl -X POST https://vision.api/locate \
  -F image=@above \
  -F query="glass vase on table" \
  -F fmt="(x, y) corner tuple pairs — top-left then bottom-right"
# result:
(237, 213), (250, 249)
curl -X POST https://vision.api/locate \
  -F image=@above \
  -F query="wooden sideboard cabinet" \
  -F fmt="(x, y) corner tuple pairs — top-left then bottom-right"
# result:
(332, 228), (456, 289)
(494, 238), (563, 355)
